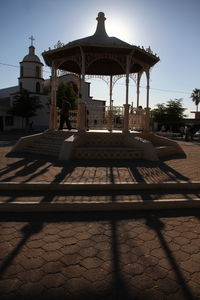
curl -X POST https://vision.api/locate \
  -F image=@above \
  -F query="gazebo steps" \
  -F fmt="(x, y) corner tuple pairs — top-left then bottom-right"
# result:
(22, 131), (73, 157)
(11, 131), (185, 161)
(72, 147), (143, 160)
(23, 145), (59, 157)
(81, 132), (127, 147)
(43, 130), (73, 142)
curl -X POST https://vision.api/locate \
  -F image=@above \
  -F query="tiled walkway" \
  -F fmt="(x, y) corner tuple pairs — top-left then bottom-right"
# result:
(0, 136), (200, 184)
(0, 132), (200, 299)
(0, 210), (200, 299)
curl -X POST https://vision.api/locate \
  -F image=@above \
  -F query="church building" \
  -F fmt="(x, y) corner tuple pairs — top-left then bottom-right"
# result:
(0, 39), (105, 131)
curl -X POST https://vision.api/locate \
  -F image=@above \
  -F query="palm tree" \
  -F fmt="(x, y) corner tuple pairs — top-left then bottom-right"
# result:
(191, 88), (200, 112)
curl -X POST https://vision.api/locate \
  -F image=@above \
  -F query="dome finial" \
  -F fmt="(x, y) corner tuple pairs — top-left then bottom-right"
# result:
(96, 12), (106, 22)
(94, 12), (108, 37)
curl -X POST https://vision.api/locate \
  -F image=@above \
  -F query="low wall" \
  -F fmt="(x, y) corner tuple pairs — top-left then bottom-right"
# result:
(136, 132), (185, 156)
(125, 133), (158, 161)
(59, 132), (159, 161)
(10, 132), (44, 152)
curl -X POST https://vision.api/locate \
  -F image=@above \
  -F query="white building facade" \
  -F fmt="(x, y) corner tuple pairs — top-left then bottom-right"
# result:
(0, 44), (105, 131)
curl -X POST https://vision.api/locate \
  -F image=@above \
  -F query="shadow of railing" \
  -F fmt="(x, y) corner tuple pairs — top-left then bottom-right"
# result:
(0, 220), (44, 279)
(145, 213), (196, 300)
(0, 210), (199, 299)
(1, 146), (191, 185)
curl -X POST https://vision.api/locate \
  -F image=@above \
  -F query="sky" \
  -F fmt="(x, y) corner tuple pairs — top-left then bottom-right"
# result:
(0, 0), (200, 117)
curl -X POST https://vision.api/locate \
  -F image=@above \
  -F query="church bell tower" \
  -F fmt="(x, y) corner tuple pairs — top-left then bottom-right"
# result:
(19, 36), (44, 94)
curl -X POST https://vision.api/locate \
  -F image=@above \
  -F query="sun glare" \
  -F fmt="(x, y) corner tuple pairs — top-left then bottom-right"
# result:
(106, 17), (132, 43)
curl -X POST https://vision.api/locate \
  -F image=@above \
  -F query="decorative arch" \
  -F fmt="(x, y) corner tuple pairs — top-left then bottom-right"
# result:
(85, 54), (126, 74)
(86, 57), (125, 75)
(56, 56), (82, 74)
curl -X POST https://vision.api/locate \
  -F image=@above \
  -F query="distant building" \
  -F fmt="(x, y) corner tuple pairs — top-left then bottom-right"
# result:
(0, 43), (105, 131)
(190, 111), (200, 120)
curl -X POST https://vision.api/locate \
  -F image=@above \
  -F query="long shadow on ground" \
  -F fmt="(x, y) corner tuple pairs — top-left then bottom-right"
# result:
(0, 209), (199, 300)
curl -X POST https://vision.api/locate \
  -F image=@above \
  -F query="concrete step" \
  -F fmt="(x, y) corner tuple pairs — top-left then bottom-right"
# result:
(1, 181), (199, 191)
(24, 147), (58, 157)
(22, 131), (74, 157)
(1, 198), (200, 212)
(0, 181), (199, 211)
(23, 143), (60, 157)
(0, 182), (200, 212)
(72, 147), (143, 159)
(24, 141), (61, 149)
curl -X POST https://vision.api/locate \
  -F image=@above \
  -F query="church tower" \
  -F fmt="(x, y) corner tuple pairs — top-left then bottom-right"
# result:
(18, 36), (44, 94)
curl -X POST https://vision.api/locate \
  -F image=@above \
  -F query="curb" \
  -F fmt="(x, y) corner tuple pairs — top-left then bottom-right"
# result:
(0, 198), (200, 212)
(0, 181), (200, 191)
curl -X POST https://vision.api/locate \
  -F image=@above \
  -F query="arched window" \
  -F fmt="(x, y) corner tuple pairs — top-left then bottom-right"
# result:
(36, 66), (41, 77)
(20, 66), (23, 77)
(20, 82), (23, 92)
(36, 82), (40, 93)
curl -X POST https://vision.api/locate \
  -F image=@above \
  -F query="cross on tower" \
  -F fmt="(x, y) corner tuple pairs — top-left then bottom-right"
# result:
(29, 35), (35, 46)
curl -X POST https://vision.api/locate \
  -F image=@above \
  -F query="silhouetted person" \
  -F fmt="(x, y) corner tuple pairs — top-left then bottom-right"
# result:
(59, 98), (71, 130)
(184, 126), (192, 141)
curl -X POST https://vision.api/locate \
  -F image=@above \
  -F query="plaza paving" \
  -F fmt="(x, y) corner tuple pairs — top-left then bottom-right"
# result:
(0, 138), (200, 185)
(0, 131), (200, 299)
(0, 210), (200, 300)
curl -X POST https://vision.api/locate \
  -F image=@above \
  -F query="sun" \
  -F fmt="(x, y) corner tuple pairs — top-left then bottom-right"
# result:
(106, 17), (132, 43)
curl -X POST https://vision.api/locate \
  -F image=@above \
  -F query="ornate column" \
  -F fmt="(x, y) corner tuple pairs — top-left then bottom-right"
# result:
(144, 107), (151, 132)
(145, 68), (150, 132)
(49, 62), (58, 130)
(109, 75), (113, 109)
(107, 75), (113, 132)
(123, 55), (130, 133)
(146, 68), (150, 109)
(77, 74), (82, 103)
(77, 47), (86, 131)
(80, 47), (86, 102)
(77, 103), (87, 132)
(136, 71), (142, 108)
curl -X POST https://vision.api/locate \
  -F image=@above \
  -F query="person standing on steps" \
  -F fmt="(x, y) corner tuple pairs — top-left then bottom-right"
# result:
(58, 97), (71, 130)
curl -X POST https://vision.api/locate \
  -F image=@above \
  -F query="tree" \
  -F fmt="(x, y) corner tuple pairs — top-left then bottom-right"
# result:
(166, 99), (186, 124)
(8, 89), (43, 128)
(56, 82), (78, 109)
(152, 98), (186, 131)
(151, 103), (168, 125)
(191, 88), (200, 112)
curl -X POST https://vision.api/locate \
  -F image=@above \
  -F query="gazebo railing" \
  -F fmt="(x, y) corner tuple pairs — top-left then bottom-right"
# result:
(69, 110), (78, 128)
(56, 109), (78, 129)
(129, 107), (147, 131)
(55, 105), (149, 131)
(86, 105), (124, 130)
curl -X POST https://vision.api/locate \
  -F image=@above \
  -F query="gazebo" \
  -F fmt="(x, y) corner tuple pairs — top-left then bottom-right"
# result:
(42, 12), (159, 132)
(11, 13), (186, 161)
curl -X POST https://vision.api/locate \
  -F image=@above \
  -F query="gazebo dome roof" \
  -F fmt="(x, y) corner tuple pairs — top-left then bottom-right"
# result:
(67, 12), (131, 47)
(42, 12), (159, 76)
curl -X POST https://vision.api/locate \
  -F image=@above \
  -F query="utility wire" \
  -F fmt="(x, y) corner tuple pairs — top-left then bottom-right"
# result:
(0, 62), (191, 94)
(0, 62), (51, 73)
(0, 62), (19, 68)
(89, 77), (191, 95)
